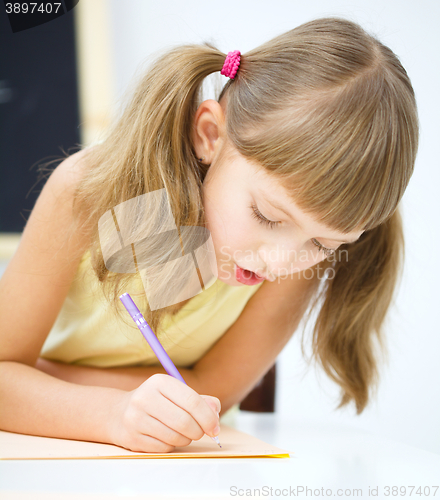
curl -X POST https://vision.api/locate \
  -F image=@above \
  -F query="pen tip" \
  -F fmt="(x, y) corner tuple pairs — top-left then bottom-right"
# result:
(212, 435), (221, 448)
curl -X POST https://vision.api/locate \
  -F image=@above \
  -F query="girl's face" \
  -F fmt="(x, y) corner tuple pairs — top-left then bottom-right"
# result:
(202, 149), (364, 286)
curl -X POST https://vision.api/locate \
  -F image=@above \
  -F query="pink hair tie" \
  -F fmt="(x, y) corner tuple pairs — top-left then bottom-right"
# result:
(221, 50), (241, 80)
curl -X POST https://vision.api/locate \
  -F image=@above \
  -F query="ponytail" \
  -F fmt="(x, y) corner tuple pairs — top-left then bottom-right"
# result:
(305, 208), (404, 414)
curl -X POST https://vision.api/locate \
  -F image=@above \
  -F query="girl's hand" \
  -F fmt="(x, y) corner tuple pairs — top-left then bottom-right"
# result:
(108, 374), (221, 453)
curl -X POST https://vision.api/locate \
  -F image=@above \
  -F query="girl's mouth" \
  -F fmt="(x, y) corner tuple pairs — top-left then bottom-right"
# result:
(234, 264), (266, 285)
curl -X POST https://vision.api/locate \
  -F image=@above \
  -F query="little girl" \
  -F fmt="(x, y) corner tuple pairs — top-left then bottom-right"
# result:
(0, 17), (418, 453)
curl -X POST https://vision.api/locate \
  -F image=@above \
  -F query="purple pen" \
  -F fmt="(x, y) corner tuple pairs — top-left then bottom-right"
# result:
(119, 293), (221, 448)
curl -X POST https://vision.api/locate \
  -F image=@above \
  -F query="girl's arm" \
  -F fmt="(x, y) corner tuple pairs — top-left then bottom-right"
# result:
(34, 357), (194, 390)
(0, 151), (219, 451)
(0, 149), (114, 441)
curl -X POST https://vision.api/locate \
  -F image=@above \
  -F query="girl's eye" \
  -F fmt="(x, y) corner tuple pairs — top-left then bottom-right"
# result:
(250, 203), (280, 229)
(250, 204), (337, 257)
(311, 238), (336, 258)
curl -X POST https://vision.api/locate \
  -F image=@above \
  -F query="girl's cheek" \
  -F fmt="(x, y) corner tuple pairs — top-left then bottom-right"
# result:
(273, 250), (328, 277)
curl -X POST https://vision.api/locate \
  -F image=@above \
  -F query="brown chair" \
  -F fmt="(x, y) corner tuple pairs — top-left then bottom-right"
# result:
(239, 362), (276, 412)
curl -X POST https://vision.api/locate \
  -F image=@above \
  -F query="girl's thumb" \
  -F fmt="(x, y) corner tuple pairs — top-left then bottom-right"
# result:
(200, 395), (221, 415)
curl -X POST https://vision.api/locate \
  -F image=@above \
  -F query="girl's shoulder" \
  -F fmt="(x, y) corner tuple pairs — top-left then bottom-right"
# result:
(54, 147), (91, 187)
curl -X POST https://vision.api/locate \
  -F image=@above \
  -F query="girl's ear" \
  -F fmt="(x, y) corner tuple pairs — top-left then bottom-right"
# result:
(192, 99), (226, 164)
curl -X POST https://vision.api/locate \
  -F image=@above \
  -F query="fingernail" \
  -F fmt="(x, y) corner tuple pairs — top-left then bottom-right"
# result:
(213, 425), (220, 436)
(216, 411), (220, 418)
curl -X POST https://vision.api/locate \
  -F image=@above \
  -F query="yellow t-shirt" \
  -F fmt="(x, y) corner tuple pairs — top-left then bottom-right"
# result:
(40, 250), (264, 368)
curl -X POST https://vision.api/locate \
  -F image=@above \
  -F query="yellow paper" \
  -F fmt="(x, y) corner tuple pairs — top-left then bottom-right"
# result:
(0, 425), (290, 460)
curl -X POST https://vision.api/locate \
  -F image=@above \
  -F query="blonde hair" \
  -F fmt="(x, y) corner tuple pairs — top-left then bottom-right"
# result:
(47, 17), (418, 414)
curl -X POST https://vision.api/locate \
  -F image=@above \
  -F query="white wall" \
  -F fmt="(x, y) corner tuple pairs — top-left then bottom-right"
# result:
(106, 0), (440, 455)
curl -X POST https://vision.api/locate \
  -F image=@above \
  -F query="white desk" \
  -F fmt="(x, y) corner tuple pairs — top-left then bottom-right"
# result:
(1, 412), (439, 499)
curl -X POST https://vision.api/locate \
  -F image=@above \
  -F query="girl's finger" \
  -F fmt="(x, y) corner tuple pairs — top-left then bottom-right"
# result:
(148, 374), (220, 438)
(125, 432), (176, 454)
(145, 392), (205, 441)
(200, 395), (221, 414)
(137, 413), (193, 448)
